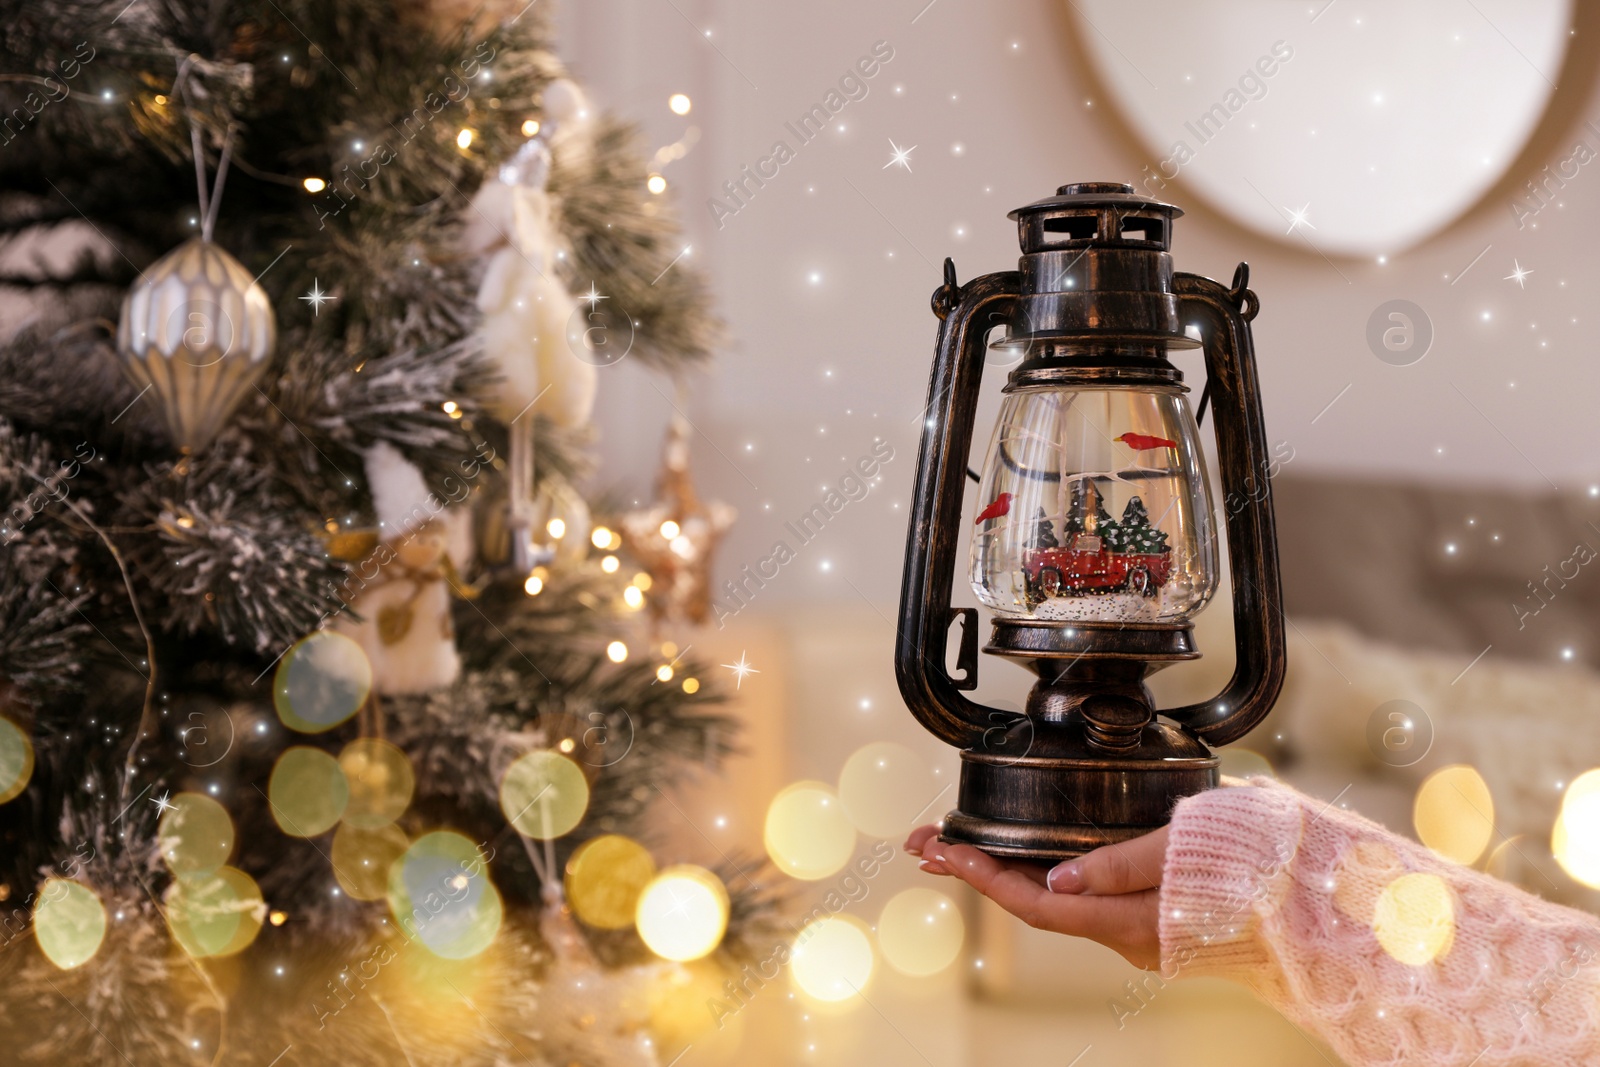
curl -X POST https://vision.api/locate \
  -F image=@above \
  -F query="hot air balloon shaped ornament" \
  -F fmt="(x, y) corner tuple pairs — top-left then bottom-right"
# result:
(898, 183), (1287, 860)
(116, 122), (276, 454)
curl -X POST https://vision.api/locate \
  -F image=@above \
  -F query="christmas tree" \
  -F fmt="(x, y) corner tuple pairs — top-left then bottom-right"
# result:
(1061, 478), (1114, 540)
(1107, 495), (1170, 555)
(1023, 507), (1059, 550)
(0, 1), (774, 1063)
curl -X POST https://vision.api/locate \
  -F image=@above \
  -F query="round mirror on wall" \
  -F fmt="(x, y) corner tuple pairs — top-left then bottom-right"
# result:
(1069, 0), (1572, 254)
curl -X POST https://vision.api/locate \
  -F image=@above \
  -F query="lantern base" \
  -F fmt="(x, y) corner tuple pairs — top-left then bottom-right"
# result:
(938, 716), (1217, 862)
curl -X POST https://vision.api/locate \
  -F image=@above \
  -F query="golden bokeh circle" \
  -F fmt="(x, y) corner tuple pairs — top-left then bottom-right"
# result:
(166, 866), (265, 958)
(1552, 769), (1600, 888)
(500, 750), (589, 839)
(388, 831), (501, 959)
(649, 960), (745, 1063)
(339, 738), (415, 829)
(1553, 795), (1600, 888)
(877, 888), (964, 976)
(33, 879), (106, 970)
(1216, 746), (1275, 780)
(565, 834), (657, 930)
(636, 865), (728, 961)
(273, 630), (372, 733)
(791, 915), (874, 1001)
(0, 715), (34, 805)
(1412, 764), (1494, 865)
(1372, 871), (1455, 966)
(837, 742), (938, 840)
(764, 781), (856, 880)
(268, 746), (349, 837)
(158, 792), (235, 877)
(333, 822), (411, 901)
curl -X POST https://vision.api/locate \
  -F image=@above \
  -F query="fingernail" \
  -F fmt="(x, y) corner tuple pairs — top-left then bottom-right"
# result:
(904, 840), (922, 857)
(1047, 861), (1083, 893)
(919, 859), (950, 875)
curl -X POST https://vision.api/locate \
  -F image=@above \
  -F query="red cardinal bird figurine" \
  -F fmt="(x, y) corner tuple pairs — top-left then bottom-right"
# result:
(1116, 431), (1179, 451)
(975, 492), (1013, 524)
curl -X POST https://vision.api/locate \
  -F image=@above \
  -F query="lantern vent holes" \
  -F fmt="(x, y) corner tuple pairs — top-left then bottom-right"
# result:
(1118, 217), (1166, 244)
(1041, 216), (1098, 241)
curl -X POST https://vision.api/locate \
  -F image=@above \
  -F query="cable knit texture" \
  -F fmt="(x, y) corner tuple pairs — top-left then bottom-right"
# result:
(1158, 778), (1600, 1066)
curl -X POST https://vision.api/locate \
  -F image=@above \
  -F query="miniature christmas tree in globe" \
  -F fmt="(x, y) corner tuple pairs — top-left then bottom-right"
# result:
(1114, 495), (1171, 555)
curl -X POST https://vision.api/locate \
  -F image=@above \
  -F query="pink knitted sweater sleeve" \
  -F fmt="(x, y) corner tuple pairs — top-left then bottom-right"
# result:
(1158, 778), (1600, 1067)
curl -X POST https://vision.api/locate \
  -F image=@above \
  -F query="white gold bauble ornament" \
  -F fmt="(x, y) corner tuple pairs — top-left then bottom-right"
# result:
(116, 237), (277, 453)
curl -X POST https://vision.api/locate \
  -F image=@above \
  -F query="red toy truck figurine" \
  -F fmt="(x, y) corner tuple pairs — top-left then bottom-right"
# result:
(1017, 482), (1172, 607)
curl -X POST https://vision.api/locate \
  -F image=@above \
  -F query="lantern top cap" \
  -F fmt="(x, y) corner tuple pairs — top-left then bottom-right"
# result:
(1008, 182), (1183, 222)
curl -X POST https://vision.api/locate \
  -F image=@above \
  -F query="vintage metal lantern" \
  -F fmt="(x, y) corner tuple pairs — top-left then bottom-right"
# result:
(896, 182), (1286, 860)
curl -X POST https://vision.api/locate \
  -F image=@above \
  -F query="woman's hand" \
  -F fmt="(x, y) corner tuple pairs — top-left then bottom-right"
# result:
(904, 824), (1170, 970)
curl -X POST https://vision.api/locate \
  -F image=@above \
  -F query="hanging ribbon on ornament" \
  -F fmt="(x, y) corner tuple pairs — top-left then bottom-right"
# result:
(114, 56), (277, 454)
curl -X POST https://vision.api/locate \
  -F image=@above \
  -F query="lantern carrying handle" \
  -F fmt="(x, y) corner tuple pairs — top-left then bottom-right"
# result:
(1161, 268), (1287, 746)
(896, 262), (1024, 749)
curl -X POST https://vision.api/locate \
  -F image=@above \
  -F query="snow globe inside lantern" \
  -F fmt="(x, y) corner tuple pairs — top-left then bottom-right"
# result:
(895, 182), (1287, 862)
(970, 384), (1217, 623)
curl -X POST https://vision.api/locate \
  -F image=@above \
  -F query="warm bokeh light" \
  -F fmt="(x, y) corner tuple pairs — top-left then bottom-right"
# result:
(547, 517), (566, 539)
(302, 176), (327, 193)
(159, 792), (235, 877)
(524, 572), (545, 596)
(658, 520), (680, 540)
(591, 526), (612, 548)
(1372, 872), (1455, 966)
(600, 555), (620, 573)
(1413, 765), (1495, 865)
(332, 822), (410, 901)
(456, 127), (474, 149)
(764, 781), (856, 880)
(636, 865), (728, 961)
(1216, 746), (1275, 780)
(521, 118), (541, 137)
(274, 630), (372, 733)
(34, 879), (106, 970)
(791, 916), (874, 1001)
(1552, 769), (1600, 888)
(389, 831), (501, 959)
(339, 738), (415, 829)
(623, 586), (645, 609)
(634, 572), (654, 591)
(682, 677), (700, 694)
(500, 749), (589, 839)
(0, 715), (34, 804)
(646, 173), (667, 195)
(566, 834), (657, 929)
(607, 640), (629, 663)
(650, 960), (739, 1056)
(837, 742), (937, 839)
(166, 866), (265, 958)
(656, 664), (674, 682)
(878, 888), (964, 976)
(268, 746), (349, 837)
(668, 93), (692, 115)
